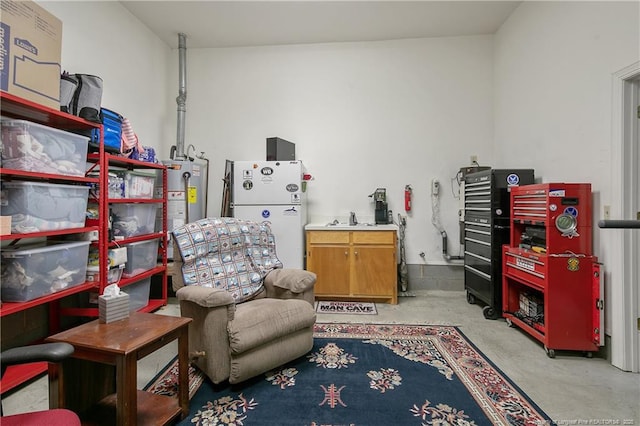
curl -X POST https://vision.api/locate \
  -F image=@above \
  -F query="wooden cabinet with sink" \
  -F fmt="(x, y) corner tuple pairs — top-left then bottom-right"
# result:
(305, 226), (398, 304)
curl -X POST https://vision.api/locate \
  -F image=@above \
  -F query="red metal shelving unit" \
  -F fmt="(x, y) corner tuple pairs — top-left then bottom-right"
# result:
(0, 92), (169, 393)
(90, 152), (168, 319)
(1, 92), (102, 394)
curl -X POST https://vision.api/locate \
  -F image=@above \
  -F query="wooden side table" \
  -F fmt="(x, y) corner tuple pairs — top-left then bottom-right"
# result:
(46, 312), (192, 426)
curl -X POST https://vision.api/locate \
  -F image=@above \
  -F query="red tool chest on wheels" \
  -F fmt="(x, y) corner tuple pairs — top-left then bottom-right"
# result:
(501, 183), (604, 357)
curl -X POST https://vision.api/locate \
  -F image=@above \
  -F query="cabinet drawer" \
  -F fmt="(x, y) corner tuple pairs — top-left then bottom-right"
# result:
(464, 252), (491, 277)
(352, 231), (395, 245)
(503, 250), (546, 289)
(464, 238), (492, 259)
(464, 181), (492, 213)
(307, 231), (349, 244)
(464, 222), (491, 240)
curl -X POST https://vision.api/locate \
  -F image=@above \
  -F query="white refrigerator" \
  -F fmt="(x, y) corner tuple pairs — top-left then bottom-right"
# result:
(231, 160), (307, 269)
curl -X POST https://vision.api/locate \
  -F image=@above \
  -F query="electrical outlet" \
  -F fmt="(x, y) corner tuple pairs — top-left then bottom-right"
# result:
(431, 179), (440, 196)
(603, 205), (611, 220)
(470, 155), (478, 164)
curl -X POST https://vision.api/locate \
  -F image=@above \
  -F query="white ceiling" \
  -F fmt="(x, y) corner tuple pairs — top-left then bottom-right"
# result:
(120, 1), (522, 49)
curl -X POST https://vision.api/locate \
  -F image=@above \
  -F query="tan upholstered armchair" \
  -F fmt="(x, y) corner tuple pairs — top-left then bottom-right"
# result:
(171, 218), (316, 384)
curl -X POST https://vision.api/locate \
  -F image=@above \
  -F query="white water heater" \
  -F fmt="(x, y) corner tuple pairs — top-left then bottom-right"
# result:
(160, 159), (208, 259)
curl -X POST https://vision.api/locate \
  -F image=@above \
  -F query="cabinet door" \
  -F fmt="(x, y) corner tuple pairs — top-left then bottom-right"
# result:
(307, 245), (350, 296)
(351, 245), (396, 297)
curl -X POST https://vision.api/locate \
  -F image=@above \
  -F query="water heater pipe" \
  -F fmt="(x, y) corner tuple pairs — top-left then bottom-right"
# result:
(175, 32), (187, 160)
(182, 171), (191, 223)
(196, 151), (210, 217)
(431, 181), (464, 263)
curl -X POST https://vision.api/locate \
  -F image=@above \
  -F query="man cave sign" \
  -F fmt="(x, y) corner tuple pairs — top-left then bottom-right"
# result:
(316, 301), (377, 315)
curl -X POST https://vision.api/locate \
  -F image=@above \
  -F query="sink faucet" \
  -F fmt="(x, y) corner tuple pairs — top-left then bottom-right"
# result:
(349, 212), (358, 226)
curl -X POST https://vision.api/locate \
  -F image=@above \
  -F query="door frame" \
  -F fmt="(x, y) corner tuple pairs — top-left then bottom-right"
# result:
(610, 61), (639, 372)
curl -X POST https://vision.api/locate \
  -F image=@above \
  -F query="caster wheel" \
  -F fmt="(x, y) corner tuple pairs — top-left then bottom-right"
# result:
(585, 352), (593, 358)
(482, 306), (498, 320)
(545, 347), (556, 358)
(506, 318), (514, 328)
(466, 292), (476, 305)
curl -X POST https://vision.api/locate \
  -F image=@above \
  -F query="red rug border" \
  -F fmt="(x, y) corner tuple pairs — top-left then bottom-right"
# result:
(146, 322), (551, 425)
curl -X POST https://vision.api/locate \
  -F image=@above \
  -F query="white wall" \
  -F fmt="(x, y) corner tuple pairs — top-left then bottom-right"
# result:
(185, 36), (495, 265)
(38, 2), (494, 266)
(37, 0), (637, 272)
(39, 1), (174, 160)
(33, 0), (639, 366)
(494, 1), (640, 367)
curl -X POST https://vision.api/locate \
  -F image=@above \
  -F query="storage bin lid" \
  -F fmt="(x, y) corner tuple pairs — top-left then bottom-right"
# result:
(125, 238), (161, 247)
(86, 263), (125, 272)
(2, 240), (90, 258)
(0, 118), (89, 142)
(116, 170), (156, 178)
(1, 180), (91, 191)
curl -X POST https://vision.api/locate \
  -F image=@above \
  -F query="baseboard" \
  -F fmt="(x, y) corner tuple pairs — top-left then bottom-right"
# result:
(404, 264), (464, 291)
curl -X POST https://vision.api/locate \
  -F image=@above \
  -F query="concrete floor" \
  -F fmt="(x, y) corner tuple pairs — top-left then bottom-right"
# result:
(3, 290), (639, 423)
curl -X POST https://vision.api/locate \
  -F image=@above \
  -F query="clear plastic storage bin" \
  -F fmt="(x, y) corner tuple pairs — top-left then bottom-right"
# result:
(87, 172), (125, 199)
(110, 203), (157, 238)
(1, 118), (89, 176)
(122, 278), (150, 311)
(116, 170), (156, 199)
(1, 240), (91, 302)
(123, 239), (159, 278)
(0, 181), (90, 234)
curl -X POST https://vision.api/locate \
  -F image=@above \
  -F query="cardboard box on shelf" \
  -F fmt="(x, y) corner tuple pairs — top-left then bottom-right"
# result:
(0, 216), (11, 235)
(0, 0), (62, 110)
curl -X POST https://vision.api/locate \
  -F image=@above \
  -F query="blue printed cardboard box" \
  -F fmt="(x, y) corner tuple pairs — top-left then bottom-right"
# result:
(0, 0), (62, 110)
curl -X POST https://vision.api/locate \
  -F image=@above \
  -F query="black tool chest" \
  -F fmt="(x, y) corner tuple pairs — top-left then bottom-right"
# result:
(463, 168), (534, 319)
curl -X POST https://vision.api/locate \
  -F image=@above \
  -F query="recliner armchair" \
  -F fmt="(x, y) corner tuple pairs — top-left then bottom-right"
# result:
(171, 217), (316, 384)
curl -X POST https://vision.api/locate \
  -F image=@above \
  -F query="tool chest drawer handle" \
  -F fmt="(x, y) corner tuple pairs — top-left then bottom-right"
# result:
(464, 251), (491, 263)
(466, 228), (491, 236)
(505, 252), (545, 266)
(464, 265), (491, 280)
(464, 221), (491, 228)
(505, 261), (545, 279)
(465, 237), (491, 247)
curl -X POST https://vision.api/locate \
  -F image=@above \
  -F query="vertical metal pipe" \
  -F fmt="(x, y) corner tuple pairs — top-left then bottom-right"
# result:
(176, 32), (187, 159)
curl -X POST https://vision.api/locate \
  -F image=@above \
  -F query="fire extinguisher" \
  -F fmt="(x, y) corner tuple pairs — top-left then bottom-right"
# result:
(404, 185), (412, 212)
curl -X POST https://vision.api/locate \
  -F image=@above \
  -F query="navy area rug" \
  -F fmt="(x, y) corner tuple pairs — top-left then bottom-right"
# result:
(151, 323), (550, 425)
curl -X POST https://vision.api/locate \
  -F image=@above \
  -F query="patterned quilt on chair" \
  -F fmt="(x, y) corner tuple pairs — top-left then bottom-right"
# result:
(172, 217), (283, 302)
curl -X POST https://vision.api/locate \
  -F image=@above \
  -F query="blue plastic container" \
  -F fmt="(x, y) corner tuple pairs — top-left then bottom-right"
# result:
(100, 108), (123, 152)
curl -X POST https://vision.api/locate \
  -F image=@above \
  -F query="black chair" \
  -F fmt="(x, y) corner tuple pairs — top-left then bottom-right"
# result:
(1, 342), (81, 425)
